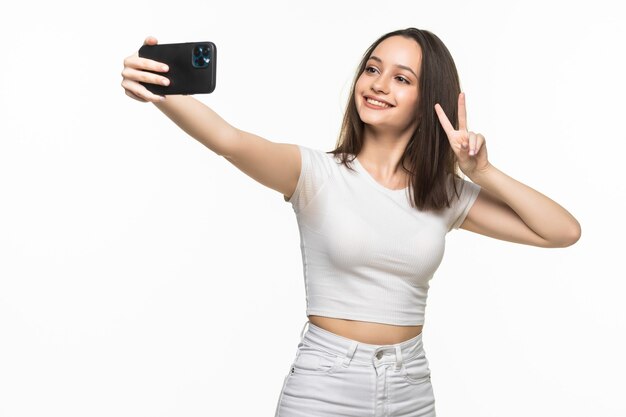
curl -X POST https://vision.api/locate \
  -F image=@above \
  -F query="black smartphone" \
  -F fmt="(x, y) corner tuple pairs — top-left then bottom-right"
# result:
(138, 41), (217, 95)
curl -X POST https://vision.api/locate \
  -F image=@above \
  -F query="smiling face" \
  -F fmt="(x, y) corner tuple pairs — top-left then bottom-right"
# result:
(355, 35), (422, 134)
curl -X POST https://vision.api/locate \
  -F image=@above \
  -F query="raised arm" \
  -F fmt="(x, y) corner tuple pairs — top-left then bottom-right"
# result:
(435, 92), (581, 248)
(121, 36), (301, 200)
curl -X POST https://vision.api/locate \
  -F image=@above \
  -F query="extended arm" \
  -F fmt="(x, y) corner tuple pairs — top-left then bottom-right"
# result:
(121, 36), (301, 200)
(153, 95), (237, 156)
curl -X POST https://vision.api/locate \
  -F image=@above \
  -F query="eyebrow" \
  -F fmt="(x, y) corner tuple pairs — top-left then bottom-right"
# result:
(368, 55), (418, 79)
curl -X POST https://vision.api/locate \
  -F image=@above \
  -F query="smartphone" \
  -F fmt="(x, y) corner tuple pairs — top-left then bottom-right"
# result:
(138, 41), (217, 95)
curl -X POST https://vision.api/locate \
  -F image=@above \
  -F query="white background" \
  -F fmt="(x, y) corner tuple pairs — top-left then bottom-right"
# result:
(1, 0), (624, 416)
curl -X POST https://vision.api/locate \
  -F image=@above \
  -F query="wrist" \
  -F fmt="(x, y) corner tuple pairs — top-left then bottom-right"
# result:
(469, 163), (496, 185)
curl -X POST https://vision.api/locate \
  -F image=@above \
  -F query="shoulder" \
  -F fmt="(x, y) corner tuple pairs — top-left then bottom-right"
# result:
(446, 173), (480, 199)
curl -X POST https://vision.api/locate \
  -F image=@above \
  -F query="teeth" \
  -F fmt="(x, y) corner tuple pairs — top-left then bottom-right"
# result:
(366, 97), (391, 108)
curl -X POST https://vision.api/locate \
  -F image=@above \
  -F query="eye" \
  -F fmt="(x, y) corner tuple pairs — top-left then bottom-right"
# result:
(396, 76), (409, 84)
(365, 66), (378, 74)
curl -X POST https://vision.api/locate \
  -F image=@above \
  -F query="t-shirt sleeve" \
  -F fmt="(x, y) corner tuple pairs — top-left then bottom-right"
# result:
(283, 144), (333, 214)
(447, 176), (481, 232)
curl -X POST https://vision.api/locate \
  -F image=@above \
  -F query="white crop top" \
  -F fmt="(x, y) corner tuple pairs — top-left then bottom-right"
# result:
(283, 145), (481, 326)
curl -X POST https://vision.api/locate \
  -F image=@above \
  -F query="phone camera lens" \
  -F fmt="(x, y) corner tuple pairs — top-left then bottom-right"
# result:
(192, 45), (210, 68)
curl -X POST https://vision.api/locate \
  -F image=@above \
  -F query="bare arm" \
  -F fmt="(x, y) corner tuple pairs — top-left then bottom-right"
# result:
(152, 95), (238, 157)
(463, 165), (581, 248)
(154, 95), (302, 199)
(121, 36), (301, 199)
(435, 93), (581, 248)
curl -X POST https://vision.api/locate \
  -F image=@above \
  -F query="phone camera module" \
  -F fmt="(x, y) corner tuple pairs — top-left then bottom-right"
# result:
(192, 44), (210, 68)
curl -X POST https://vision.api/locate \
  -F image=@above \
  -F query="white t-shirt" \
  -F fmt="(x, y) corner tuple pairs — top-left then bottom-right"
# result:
(284, 145), (481, 326)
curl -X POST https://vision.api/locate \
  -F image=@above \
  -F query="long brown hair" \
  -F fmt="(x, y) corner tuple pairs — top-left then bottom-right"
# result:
(328, 27), (467, 211)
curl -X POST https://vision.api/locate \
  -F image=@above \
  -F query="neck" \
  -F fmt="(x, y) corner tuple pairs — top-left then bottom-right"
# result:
(358, 124), (414, 176)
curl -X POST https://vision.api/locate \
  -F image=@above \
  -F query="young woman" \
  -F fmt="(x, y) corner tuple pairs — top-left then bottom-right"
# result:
(121, 27), (581, 417)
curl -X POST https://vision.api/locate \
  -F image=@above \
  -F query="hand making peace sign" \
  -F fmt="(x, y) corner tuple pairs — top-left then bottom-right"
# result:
(434, 92), (490, 178)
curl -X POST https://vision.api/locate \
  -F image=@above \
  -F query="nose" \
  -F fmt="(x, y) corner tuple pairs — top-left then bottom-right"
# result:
(370, 74), (390, 95)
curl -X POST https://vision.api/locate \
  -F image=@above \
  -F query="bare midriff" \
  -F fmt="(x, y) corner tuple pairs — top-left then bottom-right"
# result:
(308, 315), (423, 345)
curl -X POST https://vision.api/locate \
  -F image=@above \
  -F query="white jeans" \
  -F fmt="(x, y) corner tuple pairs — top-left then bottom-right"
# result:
(274, 320), (436, 417)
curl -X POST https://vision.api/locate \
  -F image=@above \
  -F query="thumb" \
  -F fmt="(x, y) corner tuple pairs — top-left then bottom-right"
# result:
(143, 36), (158, 46)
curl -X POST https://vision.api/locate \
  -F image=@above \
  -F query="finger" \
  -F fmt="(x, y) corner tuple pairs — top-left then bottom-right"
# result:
(458, 92), (467, 131)
(124, 54), (169, 73)
(121, 79), (165, 103)
(121, 66), (169, 86)
(125, 89), (148, 103)
(434, 103), (454, 135)
(458, 129), (469, 150)
(474, 133), (485, 155)
(468, 131), (477, 156)
(144, 36), (158, 45)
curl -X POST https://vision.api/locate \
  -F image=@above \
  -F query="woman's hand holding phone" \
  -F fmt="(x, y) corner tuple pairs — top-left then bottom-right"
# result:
(121, 36), (170, 103)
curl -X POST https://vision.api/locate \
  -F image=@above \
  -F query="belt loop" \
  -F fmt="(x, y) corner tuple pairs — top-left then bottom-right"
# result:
(372, 354), (378, 376)
(395, 345), (404, 371)
(342, 341), (358, 367)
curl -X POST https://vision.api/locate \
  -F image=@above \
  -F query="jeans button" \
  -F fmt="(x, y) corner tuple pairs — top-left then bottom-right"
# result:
(376, 351), (383, 359)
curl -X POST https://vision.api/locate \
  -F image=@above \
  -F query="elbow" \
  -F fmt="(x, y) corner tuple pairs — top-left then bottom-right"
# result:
(566, 220), (582, 247)
(551, 221), (582, 248)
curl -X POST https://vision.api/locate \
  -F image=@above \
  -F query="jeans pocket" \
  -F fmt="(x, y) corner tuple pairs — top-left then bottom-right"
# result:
(402, 353), (431, 385)
(291, 344), (342, 375)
